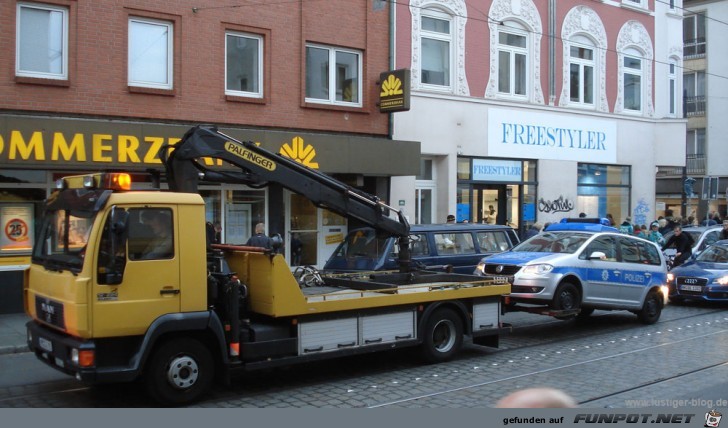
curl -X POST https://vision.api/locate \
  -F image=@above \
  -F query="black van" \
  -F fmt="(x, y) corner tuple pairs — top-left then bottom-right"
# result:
(323, 224), (520, 274)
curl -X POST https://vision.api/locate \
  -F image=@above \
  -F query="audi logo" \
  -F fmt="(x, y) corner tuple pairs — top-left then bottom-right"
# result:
(684, 278), (698, 284)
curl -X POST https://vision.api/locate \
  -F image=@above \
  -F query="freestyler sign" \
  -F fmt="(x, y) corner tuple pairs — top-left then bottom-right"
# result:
(488, 108), (616, 163)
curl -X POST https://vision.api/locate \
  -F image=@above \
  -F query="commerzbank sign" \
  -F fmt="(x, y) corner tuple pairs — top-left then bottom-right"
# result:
(487, 108), (617, 163)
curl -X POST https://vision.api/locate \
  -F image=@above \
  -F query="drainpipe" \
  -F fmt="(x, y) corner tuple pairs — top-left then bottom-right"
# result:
(548, 0), (556, 105)
(388, 0), (395, 139)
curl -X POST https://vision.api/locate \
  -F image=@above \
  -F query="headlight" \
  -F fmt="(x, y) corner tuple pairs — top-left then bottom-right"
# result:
(522, 264), (553, 274)
(712, 276), (728, 285)
(475, 262), (485, 275)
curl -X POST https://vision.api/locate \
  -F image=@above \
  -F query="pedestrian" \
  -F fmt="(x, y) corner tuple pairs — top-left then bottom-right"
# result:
(647, 222), (665, 246)
(523, 222), (543, 240)
(662, 225), (694, 267)
(496, 387), (577, 408)
(446, 214), (455, 224)
(578, 212), (587, 218)
(720, 220), (728, 241)
(619, 217), (634, 235)
(246, 222), (272, 249)
(214, 222), (222, 244)
(606, 213), (616, 226)
(291, 232), (303, 265)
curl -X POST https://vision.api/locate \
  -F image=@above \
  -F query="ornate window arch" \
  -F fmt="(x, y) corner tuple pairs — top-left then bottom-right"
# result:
(615, 21), (654, 116)
(485, 0), (544, 104)
(559, 6), (608, 111)
(410, 0), (469, 95)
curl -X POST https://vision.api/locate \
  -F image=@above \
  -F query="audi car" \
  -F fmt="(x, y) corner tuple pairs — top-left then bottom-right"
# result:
(667, 240), (728, 303)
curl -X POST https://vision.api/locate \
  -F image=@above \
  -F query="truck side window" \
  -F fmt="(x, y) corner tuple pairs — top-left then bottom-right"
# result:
(128, 208), (174, 260)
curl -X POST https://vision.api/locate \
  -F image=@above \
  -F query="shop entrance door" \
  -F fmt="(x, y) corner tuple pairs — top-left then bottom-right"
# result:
(473, 185), (520, 229)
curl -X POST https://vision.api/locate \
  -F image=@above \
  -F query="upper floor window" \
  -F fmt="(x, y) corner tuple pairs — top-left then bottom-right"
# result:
(305, 45), (361, 106)
(16, 3), (68, 80)
(668, 60), (678, 117)
(622, 0), (646, 7)
(683, 13), (706, 58)
(420, 9), (452, 88)
(497, 27), (528, 98)
(569, 37), (595, 106)
(128, 17), (173, 90)
(225, 32), (262, 98)
(622, 51), (642, 112)
(684, 71), (706, 117)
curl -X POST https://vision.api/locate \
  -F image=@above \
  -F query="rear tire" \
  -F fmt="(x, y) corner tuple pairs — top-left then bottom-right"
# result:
(420, 308), (463, 363)
(638, 291), (663, 325)
(145, 338), (215, 406)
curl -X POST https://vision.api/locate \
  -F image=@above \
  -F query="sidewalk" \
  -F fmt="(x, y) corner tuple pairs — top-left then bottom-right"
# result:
(0, 313), (30, 355)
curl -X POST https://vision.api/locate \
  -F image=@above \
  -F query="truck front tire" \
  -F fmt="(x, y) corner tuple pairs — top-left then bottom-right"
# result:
(145, 338), (215, 406)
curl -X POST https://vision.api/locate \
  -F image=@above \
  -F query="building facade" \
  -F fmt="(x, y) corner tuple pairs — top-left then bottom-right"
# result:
(0, 0), (417, 313)
(390, 0), (686, 237)
(656, 0), (728, 223)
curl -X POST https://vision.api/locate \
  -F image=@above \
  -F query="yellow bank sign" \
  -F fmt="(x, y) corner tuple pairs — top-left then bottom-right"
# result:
(378, 69), (410, 113)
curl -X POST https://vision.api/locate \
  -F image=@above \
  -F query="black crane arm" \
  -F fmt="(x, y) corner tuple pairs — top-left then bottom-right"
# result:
(164, 125), (411, 250)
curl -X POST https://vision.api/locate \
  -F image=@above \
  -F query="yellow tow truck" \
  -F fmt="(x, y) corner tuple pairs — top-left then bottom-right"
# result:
(25, 126), (509, 405)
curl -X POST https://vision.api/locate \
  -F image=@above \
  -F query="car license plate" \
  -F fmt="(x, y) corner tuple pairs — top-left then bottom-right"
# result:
(492, 276), (511, 284)
(38, 337), (53, 352)
(679, 284), (702, 292)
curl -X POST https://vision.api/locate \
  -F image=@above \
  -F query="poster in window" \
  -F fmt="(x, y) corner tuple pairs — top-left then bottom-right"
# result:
(1, 204), (34, 253)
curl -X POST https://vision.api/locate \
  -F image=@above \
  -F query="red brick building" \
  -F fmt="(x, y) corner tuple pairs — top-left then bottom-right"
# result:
(0, 0), (419, 313)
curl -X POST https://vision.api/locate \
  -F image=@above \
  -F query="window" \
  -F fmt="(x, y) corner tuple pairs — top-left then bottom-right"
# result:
(497, 28), (528, 98)
(16, 3), (68, 80)
(415, 157), (436, 224)
(477, 231), (511, 252)
(420, 10), (452, 88)
(577, 164), (631, 225)
(683, 13), (706, 58)
(225, 32), (262, 97)
(668, 61), (677, 117)
(569, 39), (595, 105)
(434, 232), (475, 255)
(127, 208), (174, 260)
(686, 128), (706, 174)
(128, 17), (173, 89)
(683, 71), (706, 117)
(305, 45), (361, 106)
(622, 52), (642, 112)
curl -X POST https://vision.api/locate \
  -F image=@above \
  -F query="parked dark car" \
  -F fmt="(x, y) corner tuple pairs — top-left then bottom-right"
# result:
(323, 224), (519, 274)
(667, 240), (728, 303)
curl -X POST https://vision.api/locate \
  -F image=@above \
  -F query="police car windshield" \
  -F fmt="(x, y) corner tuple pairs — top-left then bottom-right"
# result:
(513, 232), (591, 254)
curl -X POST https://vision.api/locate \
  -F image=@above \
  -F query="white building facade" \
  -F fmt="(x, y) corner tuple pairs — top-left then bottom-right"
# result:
(391, 0), (686, 236)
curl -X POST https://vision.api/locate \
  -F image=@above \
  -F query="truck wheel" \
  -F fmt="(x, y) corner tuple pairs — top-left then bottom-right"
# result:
(145, 338), (214, 406)
(551, 282), (580, 312)
(420, 308), (463, 363)
(638, 291), (663, 325)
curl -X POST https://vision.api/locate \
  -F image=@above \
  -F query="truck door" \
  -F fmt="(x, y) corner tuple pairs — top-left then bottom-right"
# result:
(93, 206), (181, 337)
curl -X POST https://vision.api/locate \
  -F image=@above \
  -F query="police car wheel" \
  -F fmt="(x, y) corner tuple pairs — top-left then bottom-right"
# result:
(551, 283), (580, 312)
(638, 291), (663, 325)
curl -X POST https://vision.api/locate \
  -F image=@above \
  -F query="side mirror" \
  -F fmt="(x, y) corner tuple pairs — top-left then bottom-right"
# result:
(588, 251), (607, 260)
(270, 233), (283, 252)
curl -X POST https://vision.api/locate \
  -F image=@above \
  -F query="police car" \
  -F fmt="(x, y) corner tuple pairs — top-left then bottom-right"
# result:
(474, 219), (669, 324)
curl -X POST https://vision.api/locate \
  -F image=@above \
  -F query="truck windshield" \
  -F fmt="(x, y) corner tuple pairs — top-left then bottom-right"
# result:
(32, 188), (110, 274)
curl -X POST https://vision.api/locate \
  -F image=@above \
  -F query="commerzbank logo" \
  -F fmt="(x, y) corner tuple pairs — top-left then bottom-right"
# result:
(380, 74), (403, 97)
(279, 137), (319, 169)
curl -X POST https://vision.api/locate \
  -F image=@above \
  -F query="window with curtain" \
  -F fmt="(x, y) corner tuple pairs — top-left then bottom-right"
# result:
(16, 3), (68, 80)
(128, 17), (173, 89)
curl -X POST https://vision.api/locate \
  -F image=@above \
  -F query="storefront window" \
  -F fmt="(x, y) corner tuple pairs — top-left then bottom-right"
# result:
(577, 164), (630, 223)
(200, 190), (222, 243)
(456, 184), (470, 222)
(225, 189), (266, 245)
